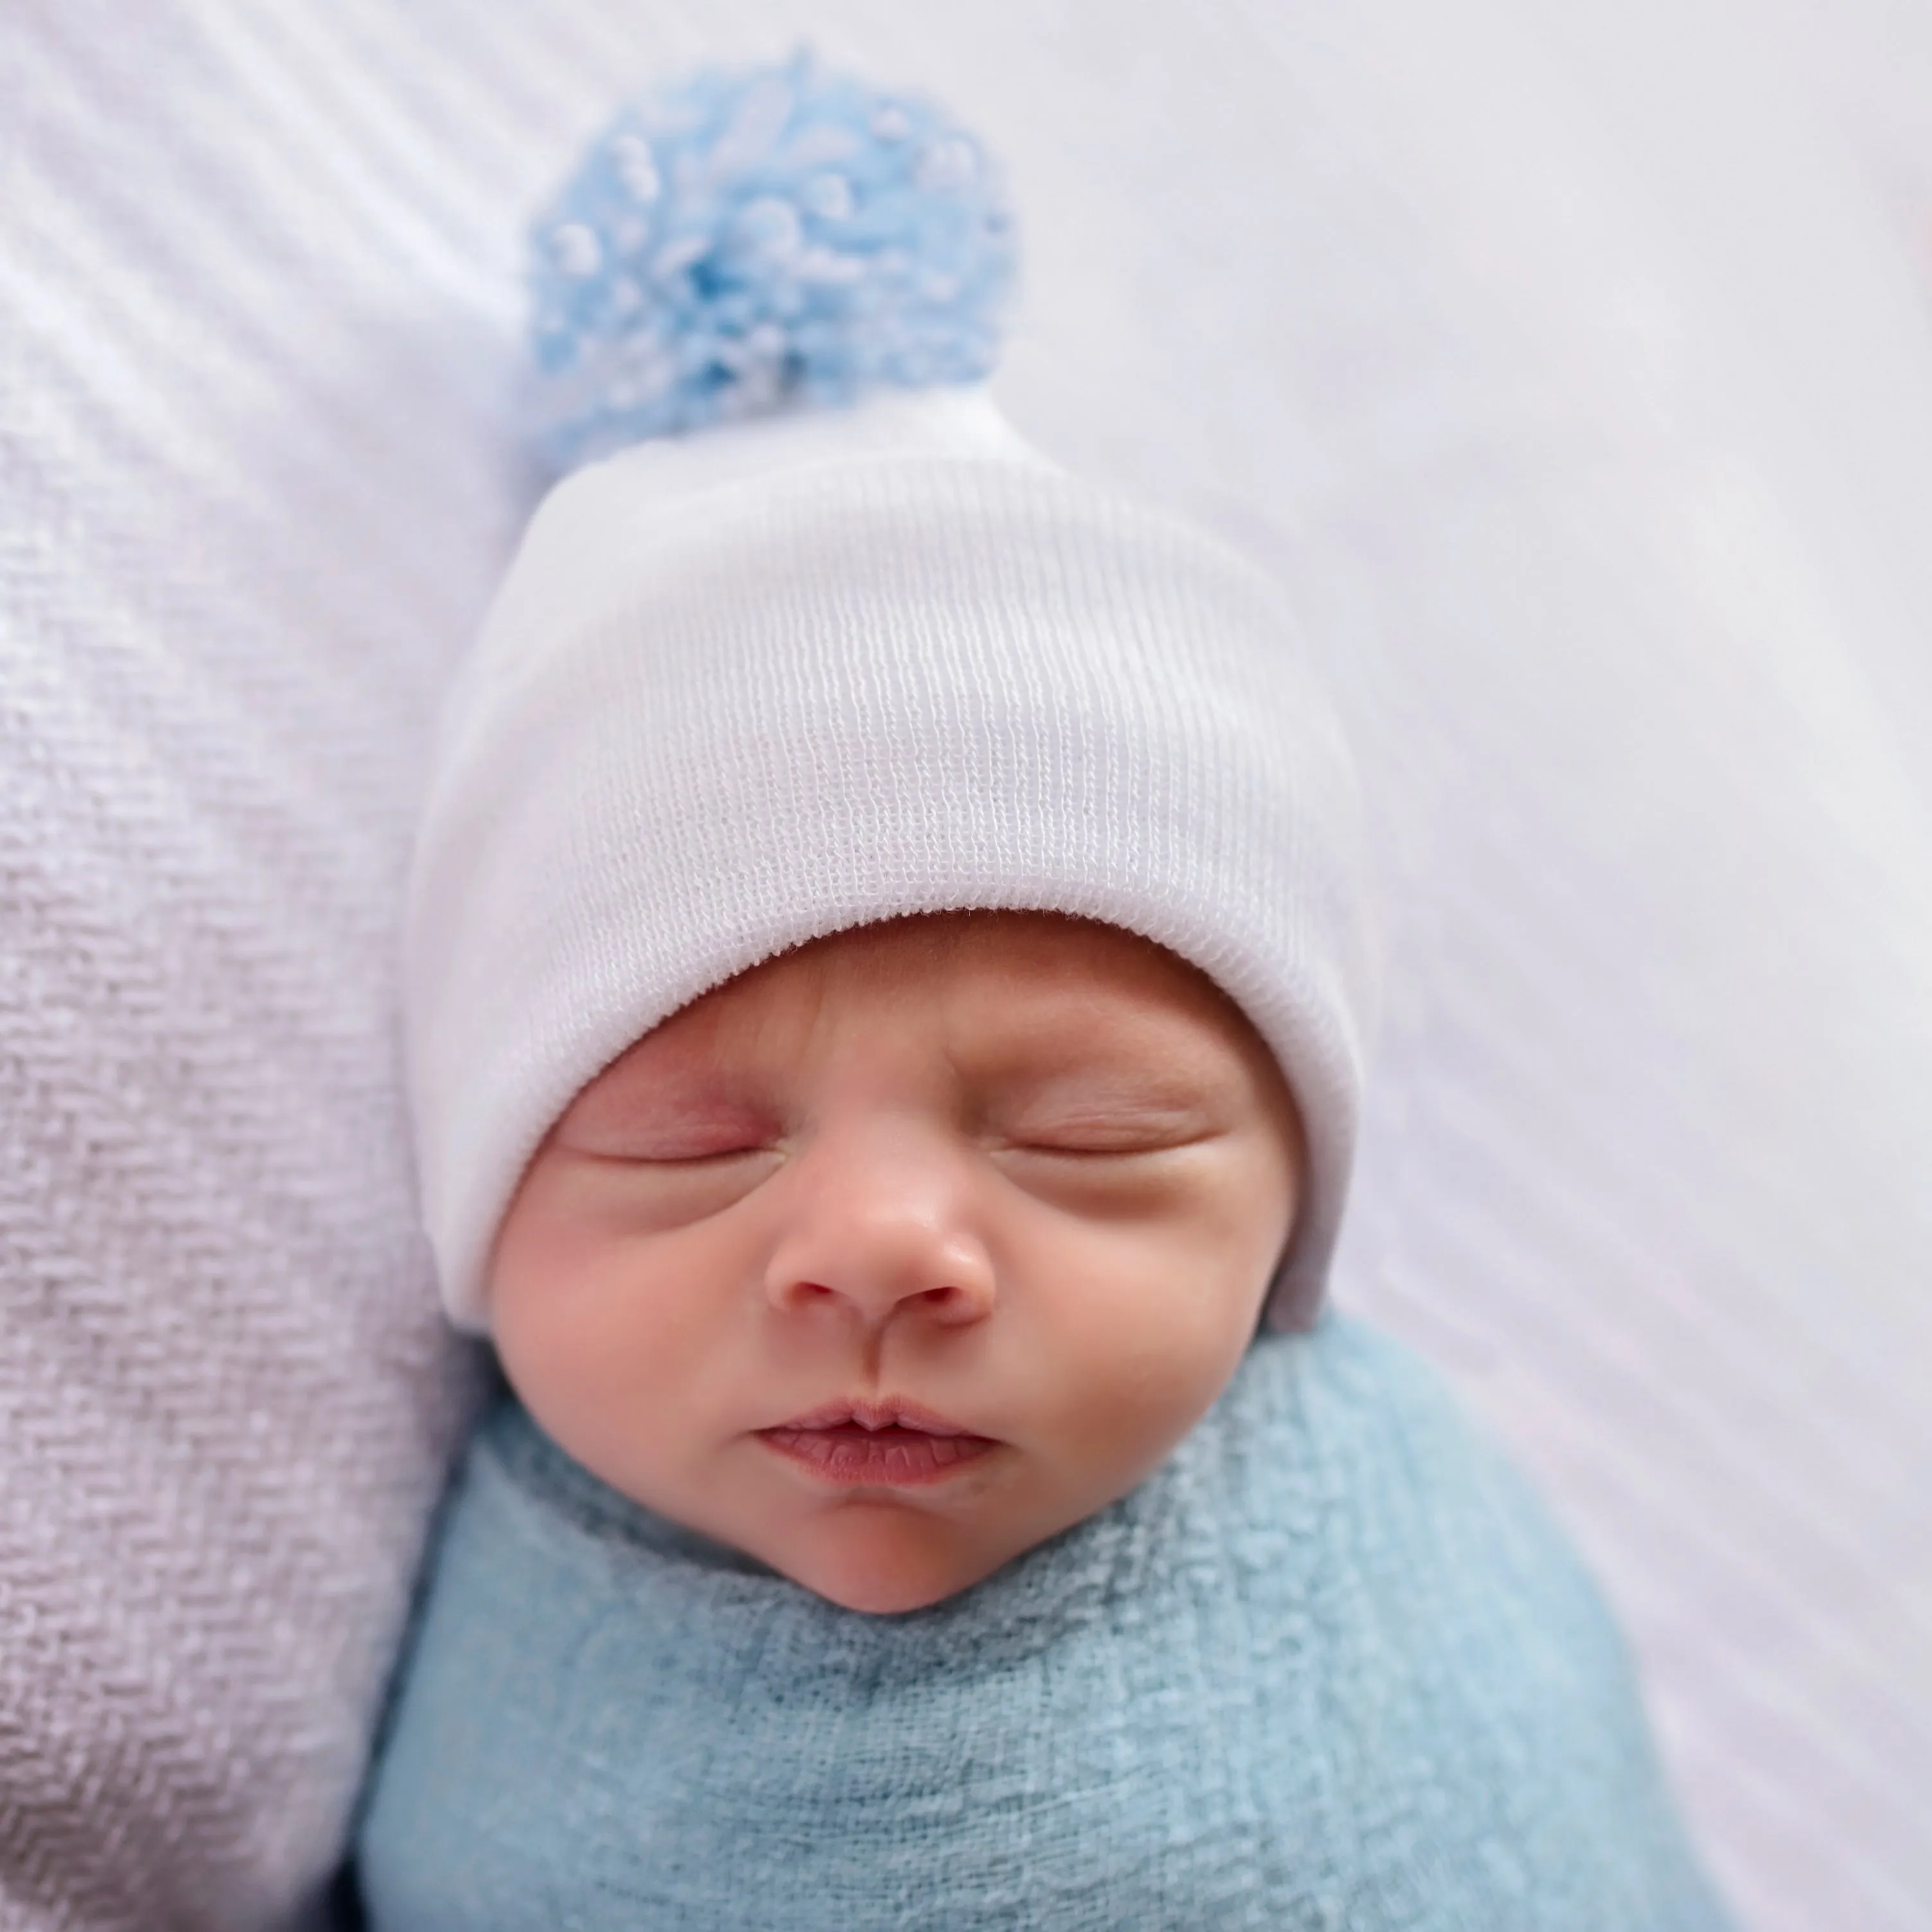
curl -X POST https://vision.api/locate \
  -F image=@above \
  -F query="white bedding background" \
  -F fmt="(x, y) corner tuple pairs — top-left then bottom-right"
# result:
(3, 3), (1929, 1928)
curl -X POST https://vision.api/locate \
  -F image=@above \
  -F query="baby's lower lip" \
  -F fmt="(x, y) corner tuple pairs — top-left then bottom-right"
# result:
(758, 1424), (998, 1486)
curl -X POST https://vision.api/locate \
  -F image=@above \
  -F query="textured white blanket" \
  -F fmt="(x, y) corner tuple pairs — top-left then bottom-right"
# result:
(3, 4), (1930, 1929)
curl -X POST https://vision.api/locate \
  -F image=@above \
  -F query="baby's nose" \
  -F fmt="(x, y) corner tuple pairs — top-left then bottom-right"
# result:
(760, 1125), (996, 1330)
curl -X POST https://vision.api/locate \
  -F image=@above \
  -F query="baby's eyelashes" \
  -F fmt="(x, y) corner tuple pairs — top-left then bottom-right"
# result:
(551, 1076), (1230, 1164)
(1005, 1139), (1188, 1157)
(552, 1100), (786, 1164)
(645, 1143), (781, 1165)
(987, 1114), (1226, 1159)
(564, 1134), (781, 1164)
(994, 1136), (1218, 1162)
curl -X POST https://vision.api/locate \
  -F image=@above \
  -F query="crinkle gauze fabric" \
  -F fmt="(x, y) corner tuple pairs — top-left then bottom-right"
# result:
(356, 1315), (1732, 1931)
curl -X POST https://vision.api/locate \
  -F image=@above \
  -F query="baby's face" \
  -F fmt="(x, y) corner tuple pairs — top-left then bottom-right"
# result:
(488, 911), (1300, 1613)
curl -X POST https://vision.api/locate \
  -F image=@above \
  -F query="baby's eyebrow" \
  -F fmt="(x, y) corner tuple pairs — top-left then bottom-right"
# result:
(980, 1073), (1227, 1124)
(952, 1023), (1236, 1104)
(566, 1039), (772, 1125)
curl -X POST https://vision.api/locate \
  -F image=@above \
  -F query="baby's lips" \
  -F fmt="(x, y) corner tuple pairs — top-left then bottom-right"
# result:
(757, 1419), (999, 1486)
(767, 1396), (985, 1437)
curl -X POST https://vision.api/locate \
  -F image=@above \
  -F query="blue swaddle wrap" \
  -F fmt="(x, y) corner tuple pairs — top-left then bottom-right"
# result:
(355, 1314), (1732, 1930)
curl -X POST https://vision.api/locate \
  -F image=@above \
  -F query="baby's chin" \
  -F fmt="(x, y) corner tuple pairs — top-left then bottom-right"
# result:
(755, 1503), (1026, 1615)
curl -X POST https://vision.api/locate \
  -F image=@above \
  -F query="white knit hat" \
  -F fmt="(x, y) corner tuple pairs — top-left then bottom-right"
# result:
(405, 62), (1378, 1335)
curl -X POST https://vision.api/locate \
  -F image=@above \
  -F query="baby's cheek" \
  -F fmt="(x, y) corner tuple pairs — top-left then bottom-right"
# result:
(487, 1187), (721, 1496)
(1019, 1232), (1256, 1495)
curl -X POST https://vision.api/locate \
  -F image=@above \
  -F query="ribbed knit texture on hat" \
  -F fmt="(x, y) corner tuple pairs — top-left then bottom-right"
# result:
(405, 391), (1376, 1331)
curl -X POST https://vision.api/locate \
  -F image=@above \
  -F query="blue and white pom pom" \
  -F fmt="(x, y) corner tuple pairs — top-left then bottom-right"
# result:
(527, 52), (1017, 470)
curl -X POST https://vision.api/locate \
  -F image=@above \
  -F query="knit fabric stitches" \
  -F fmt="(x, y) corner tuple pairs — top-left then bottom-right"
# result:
(355, 1314), (1731, 1931)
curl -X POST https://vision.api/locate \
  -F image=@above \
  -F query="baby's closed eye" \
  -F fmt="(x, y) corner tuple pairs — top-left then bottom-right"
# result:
(994, 1117), (1220, 1157)
(983, 1075), (1226, 1157)
(554, 1094), (782, 1166)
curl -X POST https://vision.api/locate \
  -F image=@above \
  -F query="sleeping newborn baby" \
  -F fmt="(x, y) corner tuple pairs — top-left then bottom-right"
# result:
(477, 910), (1304, 1620)
(353, 58), (1734, 1929)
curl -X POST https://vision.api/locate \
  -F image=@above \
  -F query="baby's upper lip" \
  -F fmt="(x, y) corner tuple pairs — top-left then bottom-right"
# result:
(766, 1398), (988, 1439)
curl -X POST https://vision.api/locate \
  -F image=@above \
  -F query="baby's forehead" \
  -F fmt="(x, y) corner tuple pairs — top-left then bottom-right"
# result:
(777, 911), (1243, 1015)
(804, 908), (1186, 976)
(681, 914), (1236, 1035)
(591, 913), (1271, 1103)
